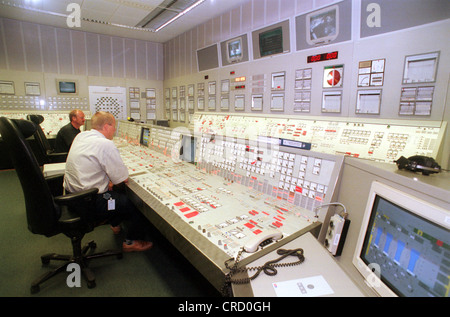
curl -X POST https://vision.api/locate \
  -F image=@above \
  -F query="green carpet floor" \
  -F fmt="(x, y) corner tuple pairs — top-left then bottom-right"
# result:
(0, 169), (221, 297)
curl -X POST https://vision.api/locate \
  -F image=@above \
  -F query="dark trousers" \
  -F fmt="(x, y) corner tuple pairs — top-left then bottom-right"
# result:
(93, 190), (148, 241)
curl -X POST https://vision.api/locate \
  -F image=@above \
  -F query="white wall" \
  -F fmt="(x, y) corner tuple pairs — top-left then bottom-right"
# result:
(0, 17), (164, 121)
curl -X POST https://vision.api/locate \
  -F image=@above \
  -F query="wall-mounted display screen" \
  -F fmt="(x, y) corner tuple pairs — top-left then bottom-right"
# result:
(306, 5), (339, 45)
(221, 34), (249, 66)
(227, 37), (243, 63)
(253, 20), (290, 60)
(58, 81), (76, 94)
(296, 0), (351, 50)
(259, 27), (283, 57)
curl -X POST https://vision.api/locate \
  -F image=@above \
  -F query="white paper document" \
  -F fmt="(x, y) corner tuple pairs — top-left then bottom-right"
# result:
(272, 275), (334, 297)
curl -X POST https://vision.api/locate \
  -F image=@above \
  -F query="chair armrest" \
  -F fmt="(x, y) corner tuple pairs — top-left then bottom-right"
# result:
(54, 188), (99, 223)
(45, 173), (64, 196)
(53, 188), (98, 227)
(47, 151), (68, 163)
(54, 188), (99, 206)
(47, 149), (68, 156)
(44, 173), (64, 183)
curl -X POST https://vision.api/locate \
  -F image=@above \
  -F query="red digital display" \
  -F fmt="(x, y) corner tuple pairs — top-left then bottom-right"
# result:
(307, 51), (338, 63)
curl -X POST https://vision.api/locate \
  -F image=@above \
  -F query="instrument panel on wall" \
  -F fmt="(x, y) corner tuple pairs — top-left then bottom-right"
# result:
(190, 113), (445, 163)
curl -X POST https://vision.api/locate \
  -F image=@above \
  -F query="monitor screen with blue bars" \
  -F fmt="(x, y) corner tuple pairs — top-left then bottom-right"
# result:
(353, 181), (450, 297)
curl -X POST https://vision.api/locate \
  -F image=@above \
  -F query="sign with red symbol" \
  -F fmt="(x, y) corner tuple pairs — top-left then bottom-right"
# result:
(323, 65), (344, 88)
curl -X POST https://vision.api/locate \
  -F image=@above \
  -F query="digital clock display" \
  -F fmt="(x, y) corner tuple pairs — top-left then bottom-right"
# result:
(307, 51), (338, 63)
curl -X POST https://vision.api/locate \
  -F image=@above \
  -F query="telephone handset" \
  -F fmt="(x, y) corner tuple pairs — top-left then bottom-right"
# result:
(243, 229), (283, 253)
(222, 234), (305, 296)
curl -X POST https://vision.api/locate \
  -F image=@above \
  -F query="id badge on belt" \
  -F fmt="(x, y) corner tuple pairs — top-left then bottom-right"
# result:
(103, 193), (115, 211)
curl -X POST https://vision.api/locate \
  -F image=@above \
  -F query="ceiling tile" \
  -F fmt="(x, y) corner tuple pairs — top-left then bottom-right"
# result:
(82, 0), (119, 14)
(42, 0), (83, 14)
(109, 5), (151, 26)
(81, 8), (114, 23)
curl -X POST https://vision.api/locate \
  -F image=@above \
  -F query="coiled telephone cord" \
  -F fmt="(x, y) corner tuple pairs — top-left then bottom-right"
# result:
(221, 248), (305, 296)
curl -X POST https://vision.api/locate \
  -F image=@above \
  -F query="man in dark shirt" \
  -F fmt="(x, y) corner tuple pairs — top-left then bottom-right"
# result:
(55, 109), (85, 152)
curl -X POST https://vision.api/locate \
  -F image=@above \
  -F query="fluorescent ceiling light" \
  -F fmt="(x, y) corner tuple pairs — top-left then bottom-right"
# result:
(153, 0), (206, 32)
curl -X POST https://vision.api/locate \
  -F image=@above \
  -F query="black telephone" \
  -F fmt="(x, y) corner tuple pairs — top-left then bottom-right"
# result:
(395, 155), (441, 175)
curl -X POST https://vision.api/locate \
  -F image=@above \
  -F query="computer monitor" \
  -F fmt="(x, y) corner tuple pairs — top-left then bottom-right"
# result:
(57, 80), (77, 94)
(140, 127), (150, 147)
(259, 26), (283, 57)
(156, 120), (169, 127)
(252, 20), (289, 60)
(226, 37), (243, 63)
(306, 4), (339, 45)
(179, 134), (196, 164)
(353, 181), (450, 297)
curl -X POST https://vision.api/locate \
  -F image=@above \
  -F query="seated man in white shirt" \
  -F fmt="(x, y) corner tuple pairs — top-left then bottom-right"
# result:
(64, 111), (152, 252)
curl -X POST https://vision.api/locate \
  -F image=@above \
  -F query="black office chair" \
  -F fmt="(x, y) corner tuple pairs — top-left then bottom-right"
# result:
(0, 117), (122, 294)
(27, 114), (67, 164)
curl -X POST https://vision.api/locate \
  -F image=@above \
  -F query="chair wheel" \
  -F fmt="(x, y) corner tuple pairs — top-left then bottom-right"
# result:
(117, 253), (123, 260)
(31, 285), (40, 294)
(87, 280), (96, 289)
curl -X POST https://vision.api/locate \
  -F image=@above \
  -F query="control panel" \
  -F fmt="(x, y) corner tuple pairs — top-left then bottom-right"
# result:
(116, 120), (344, 259)
(195, 133), (341, 214)
(116, 113), (446, 262)
(118, 142), (324, 259)
(190, 113), (445, 163)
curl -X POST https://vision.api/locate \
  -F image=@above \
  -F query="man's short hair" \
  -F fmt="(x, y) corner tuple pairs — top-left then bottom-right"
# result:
(91, 111), (115, 130)
(69, 109), (79, 122)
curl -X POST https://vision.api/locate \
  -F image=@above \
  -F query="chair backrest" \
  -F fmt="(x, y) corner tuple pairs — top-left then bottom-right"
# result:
(27, 114), (68, 165)
(0, 117), (59, 236)
(27, 114), (53, 156)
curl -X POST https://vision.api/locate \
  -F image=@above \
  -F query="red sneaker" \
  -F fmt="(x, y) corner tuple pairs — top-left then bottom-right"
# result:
(122, 240), (153, 252)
